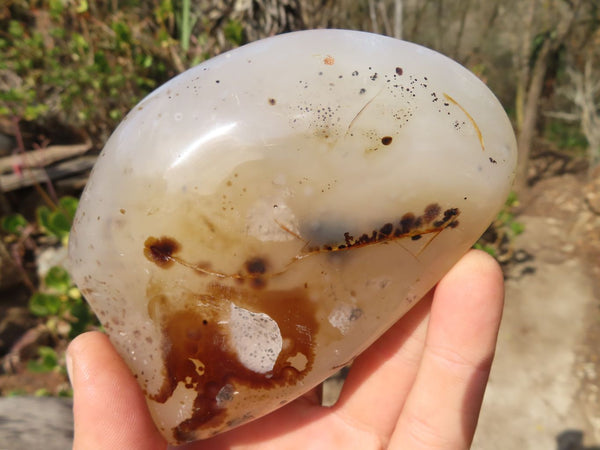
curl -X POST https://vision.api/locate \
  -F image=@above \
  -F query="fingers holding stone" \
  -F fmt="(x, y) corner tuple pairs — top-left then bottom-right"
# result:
(68, 331), (166, 450)
(389, 250), (504, 449)
(333, 290), (433, 441)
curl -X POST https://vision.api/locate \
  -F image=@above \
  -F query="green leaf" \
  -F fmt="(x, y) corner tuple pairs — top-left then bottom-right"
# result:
(71, 32), (88, 52)
(68, 301), (93, 338)
(58, 388), (73, 398)
(60, 196), (79, 219)
(510, 221), (525, 236)
(36, 205), (52, 234)
(27, 346), (59, 373)
(179, 0), (191, 52)
(141, 54), (153, 69)
(76, 0), (89, 14)
(112, 21), (132, 46)
(94, 51), (109, 72)
(154, 0), (175, 23)
(29, 292), (62, 316)
(68, 286), (81, 300)
(505, 191), (519, 208)
(45, 266), (71, 293)
(33, 388), (52, 396)
(36, 202), (75, 240)
(49, 211), (72, 236)
(8, 21), (24, 39)
(473, 242), (497, 258)
(48, 0), (65, 18)
(109, 109), (122, 120)
(23, 104), (48, 121)
(224, 19), (244, 46)
(1, 213), (28, 235)
(6, 389), (27, 397)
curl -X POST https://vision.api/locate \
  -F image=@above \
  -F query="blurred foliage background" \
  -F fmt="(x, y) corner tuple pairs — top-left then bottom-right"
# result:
(1, 0), (598, 160)
(0, 0), (598, 396)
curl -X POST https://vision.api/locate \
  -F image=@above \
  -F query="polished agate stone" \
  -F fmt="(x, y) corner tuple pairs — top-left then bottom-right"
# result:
(68, 29), (517, 444)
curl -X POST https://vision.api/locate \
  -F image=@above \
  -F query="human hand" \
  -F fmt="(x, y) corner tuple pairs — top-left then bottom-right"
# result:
(67, 249), (504, 450)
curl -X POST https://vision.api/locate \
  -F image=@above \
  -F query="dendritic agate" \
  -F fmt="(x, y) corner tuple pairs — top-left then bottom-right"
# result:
(68, 30), (517, 444)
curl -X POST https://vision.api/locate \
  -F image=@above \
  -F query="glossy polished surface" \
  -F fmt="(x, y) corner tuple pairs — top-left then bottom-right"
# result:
(69, 29), (517, 444)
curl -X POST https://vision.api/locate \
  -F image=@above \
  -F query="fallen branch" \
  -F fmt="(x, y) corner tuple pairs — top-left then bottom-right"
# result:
(0, 140), (92, 174)
(542, 111), (579, 122)
(0, 156), (97, 192)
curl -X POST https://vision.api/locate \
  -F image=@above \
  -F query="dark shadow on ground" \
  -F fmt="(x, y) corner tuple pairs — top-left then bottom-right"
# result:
(557, 430), (600, 450)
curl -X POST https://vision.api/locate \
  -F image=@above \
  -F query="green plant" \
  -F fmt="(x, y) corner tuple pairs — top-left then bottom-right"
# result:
(1, 1), (258, 142)
(2, 196), (78, 242)
(494, 191), (524, 236)
(474, 191), (524, 261)
(36, 196), (79, 247)
(24, 196), (98, 339)
(0, 1), (177, 137)
(179, 0), (193, 52)
(1, 195), (98, 389)
(544, 119), (589, 153)
(0, 213), (28, 235)
(224, 19), (245, 46)
(29, 265), (97, 340)
(473, 241), (498, 258)
(5, 389), (28, 397)
(27, 346), (63, 374)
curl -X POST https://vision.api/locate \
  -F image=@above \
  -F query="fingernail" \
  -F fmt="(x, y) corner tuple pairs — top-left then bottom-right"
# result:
(66, 350), (74, 384)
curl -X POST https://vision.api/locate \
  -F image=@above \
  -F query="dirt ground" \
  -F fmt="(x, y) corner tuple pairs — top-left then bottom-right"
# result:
(472, 172), (600, 449)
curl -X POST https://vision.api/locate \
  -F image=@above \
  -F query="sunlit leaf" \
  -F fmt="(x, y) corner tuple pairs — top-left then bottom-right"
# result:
(29, 292), (62, 316)
(45, 266), (71, 293)
(27, 346), (59, 374)
(1, 213), (28, 235)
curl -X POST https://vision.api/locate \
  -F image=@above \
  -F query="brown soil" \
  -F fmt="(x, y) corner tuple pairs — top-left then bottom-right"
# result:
(472, 168), (600, 449)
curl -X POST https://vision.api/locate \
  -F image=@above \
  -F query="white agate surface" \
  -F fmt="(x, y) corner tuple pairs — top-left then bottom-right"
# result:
(68, 29), (517, 444)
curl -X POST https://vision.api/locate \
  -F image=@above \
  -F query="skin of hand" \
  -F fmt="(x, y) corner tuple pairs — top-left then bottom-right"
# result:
(67, 249), (504, 450)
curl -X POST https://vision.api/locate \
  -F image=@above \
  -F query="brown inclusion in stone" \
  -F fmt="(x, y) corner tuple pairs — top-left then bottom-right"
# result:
(148, 283), (319, 444)
(144, 236), (180, 268)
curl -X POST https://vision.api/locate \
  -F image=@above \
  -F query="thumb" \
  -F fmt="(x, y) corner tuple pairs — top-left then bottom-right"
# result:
(67, 331), (167, 450)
